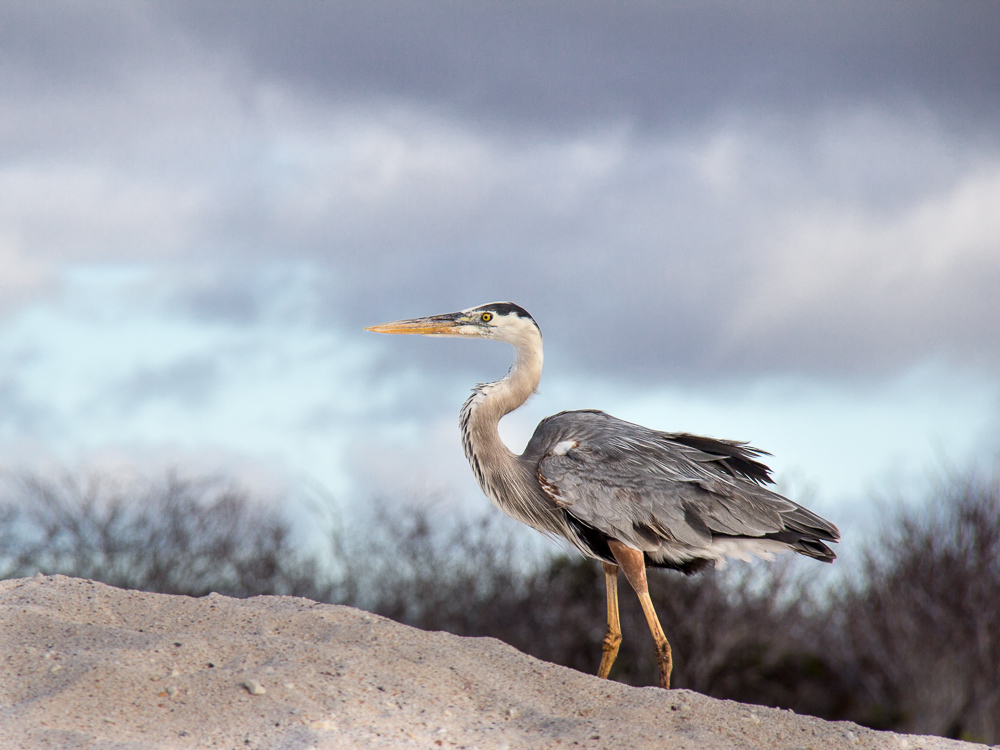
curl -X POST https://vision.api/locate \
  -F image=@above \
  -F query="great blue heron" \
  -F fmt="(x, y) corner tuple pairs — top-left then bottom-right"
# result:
(366, 302), (839, 689)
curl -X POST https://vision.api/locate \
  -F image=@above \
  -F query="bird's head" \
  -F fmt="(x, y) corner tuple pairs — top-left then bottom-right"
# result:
(366, 302), (541, 346)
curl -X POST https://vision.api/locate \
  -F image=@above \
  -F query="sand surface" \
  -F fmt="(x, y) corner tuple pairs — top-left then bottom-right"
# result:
(0, 575), (987, 749)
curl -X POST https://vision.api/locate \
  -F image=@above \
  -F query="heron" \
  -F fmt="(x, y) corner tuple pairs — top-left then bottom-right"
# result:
(366, 302), (839, 689)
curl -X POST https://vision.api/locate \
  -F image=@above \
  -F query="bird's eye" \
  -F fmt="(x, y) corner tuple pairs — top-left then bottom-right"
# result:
(481, 312), (493, 323)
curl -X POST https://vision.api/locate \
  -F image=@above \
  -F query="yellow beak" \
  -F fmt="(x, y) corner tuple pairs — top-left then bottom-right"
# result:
(364, 312), (468, 336)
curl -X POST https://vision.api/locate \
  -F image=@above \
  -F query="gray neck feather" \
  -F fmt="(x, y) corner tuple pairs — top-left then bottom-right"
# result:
(459, 330), (563, 535)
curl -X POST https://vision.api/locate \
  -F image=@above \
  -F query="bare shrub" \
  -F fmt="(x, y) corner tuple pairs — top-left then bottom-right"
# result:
(835, 471), (1000, 743)
(0, 472), (332, 600)
(335, 501), (553, 639)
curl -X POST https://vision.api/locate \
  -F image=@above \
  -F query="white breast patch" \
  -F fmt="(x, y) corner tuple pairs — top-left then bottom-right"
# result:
(551, 439), (578, 456)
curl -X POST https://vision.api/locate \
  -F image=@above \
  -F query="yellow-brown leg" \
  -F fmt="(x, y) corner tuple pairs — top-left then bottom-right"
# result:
(607, 540), (673, 689)
(597, 562), (622, 679)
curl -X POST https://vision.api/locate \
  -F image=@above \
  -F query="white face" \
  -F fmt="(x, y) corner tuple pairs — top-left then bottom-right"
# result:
(461, 304), (541, 345)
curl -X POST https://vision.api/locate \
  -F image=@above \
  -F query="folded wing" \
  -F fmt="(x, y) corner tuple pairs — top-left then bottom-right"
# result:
(525, 410), (839, 569)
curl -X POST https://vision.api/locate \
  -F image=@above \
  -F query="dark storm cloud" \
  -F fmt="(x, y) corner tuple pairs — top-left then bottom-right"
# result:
(163, 0), (1000, 132)
(4, 1), (998, 134)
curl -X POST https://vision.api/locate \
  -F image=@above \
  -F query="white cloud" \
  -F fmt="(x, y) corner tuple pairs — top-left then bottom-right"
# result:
(729, 162), (1000, 369)
(0, 163), (214, 261)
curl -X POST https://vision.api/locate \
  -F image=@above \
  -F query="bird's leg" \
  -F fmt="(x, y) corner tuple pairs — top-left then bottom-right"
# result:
(607, 540), (673, 689)
(597, 562), (622, 679)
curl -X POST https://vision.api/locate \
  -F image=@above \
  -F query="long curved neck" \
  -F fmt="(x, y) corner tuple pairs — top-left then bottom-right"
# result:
(460, 326), (557, 531)
(460, 332), (542, 466)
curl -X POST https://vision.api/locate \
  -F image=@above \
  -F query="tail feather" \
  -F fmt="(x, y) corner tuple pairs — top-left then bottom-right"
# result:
(765, 530), (837, 562)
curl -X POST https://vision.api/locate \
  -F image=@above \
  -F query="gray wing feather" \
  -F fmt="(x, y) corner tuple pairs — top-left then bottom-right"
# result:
(526, 410), (838, 554)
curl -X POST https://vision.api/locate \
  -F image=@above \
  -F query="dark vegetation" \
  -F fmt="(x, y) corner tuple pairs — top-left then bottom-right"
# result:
(0, 473), (332, 600)
(2, 469), (998, 744)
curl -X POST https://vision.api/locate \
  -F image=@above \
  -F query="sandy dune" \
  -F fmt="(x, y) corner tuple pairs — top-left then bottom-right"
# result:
(0, 575), (984, 749)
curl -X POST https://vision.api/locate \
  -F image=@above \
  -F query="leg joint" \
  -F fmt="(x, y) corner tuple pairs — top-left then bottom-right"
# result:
(602, 629), (622, 650)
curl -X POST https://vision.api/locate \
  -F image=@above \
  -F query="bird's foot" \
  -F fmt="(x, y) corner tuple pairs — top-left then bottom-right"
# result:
(654, 642), (673, 689)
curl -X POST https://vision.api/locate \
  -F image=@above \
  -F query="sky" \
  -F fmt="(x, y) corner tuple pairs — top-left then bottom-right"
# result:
(1, 1), (999, 548)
